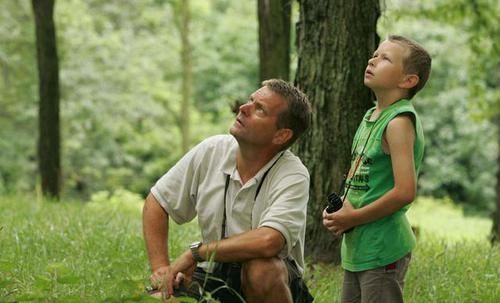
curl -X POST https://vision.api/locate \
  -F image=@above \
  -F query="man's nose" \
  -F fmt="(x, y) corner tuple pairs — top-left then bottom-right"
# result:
(239, 102), (252, 115)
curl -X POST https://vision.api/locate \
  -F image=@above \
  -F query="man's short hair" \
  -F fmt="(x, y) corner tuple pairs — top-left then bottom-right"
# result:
(388, 35), (432, 99)
(262, 79), (311, 148)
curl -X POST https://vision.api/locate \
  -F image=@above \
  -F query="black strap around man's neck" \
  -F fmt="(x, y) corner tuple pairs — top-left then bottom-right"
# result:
(220, 152), (284, 239)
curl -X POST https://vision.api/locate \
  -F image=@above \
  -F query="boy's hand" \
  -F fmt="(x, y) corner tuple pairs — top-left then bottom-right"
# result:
(322, 199), (357, 236)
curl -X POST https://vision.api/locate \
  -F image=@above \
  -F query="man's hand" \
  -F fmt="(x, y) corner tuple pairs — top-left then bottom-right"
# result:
(170, 250), (197, 287)
(149, 265), (175, 298)
(322, 199), (357, 236)
(150, 250), (197, 299)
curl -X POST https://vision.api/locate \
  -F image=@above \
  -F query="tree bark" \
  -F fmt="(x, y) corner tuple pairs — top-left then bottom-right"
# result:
(179, 0), (192, 153)
(258, 0), (291, 82)
(32, 0), (61, 199)
(294, 0), (380, 263)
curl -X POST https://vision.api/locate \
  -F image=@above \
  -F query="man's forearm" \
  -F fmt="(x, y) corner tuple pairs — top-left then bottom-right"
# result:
(143, 193), (170, 271)
(198, 226), (285, 263)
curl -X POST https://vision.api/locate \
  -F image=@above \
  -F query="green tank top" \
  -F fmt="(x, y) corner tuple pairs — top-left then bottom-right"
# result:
(341, 99), (425, 272)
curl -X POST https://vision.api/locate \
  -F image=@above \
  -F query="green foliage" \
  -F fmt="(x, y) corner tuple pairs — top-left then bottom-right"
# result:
(0, 0), (496, 215)
(0, 0), (257, 198)
(0, 1), (38, 193)
(191, 1), (259, 115)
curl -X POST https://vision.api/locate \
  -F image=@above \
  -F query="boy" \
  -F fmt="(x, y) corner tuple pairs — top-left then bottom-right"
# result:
(323, 35), (432, 303)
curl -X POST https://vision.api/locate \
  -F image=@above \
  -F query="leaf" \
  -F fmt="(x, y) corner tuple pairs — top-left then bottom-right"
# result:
(118, 278), (146, 297)
(17, 288), (46, 301)
(0, 277), (15, 288)
(46, 262), (71, 276)
(0, 260), (15, 271)
(34, 274), (52, 291)
(57, 275), (80, 284)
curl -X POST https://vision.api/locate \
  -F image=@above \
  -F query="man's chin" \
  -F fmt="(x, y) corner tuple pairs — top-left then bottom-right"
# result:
(229, 127), (241, 137)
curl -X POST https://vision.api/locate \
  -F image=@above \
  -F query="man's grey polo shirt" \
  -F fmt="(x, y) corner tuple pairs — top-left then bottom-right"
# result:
(151, 135), (310, 273)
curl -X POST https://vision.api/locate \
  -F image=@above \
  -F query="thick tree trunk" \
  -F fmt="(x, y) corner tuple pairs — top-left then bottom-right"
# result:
(491, 114), (500, 244)
(294, 0), (380, 263)
(179, 0), (192, 153)
(258, 0), (291, 82)
(32, 0), (61, 199)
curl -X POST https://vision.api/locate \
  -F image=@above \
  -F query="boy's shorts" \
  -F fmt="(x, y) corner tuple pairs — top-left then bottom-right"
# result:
(341, 253), (411, 303)
(173, 258), (314, 303)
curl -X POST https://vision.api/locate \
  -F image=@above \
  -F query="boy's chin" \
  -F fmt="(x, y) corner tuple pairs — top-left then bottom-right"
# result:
(363, 80), (373, 88)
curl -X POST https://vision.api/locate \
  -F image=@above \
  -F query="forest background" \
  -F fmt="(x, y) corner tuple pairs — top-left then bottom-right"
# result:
(0, 0), (499, 302)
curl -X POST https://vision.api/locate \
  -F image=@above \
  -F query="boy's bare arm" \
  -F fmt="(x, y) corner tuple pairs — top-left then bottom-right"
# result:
(324, 115), (417, 234)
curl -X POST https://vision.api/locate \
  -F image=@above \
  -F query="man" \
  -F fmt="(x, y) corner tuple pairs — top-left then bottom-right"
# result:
(143, 79), (313, 303)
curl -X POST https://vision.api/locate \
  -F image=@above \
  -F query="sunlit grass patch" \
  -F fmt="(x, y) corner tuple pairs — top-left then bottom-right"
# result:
(406, 238), (499, 303)
(408, 197), (492, 242)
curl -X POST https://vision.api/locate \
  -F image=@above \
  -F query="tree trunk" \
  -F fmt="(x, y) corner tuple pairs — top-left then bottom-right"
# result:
(491, 114), (500, 244)
(179, 0), (192, 153)
(294, 0), (380, 263)
(32, 0), (61, 199)
(258, 0), (291, 82)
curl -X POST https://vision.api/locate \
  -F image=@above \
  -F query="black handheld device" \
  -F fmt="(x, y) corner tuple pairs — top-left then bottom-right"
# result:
(325, 192), (353, 233)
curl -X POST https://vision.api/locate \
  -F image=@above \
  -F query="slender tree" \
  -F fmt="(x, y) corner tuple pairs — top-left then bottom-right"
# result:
(257, 0), (291, 82)
(494, 115), (500, 244)
(294, 0), (380, 263)
(178, 0), (192, 153)
(32, 0), (61, 199)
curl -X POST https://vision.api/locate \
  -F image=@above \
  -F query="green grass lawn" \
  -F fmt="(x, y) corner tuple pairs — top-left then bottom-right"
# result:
(1, 192), (498, 302)
(307, 197), (499, 303)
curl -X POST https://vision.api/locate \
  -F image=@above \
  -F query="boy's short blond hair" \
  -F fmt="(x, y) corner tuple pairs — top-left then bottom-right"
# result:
(388, 35), (432, 99)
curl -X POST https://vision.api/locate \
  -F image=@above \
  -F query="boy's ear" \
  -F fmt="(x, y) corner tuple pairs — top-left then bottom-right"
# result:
(399, 74), (419, 89)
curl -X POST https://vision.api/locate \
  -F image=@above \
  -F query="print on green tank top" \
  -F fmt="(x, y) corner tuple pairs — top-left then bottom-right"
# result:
(341, 99), (425, 272)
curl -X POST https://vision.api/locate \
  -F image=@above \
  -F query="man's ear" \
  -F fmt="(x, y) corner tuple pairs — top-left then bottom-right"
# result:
(273, 128), (293, 146)
(399, 74), (419, 89)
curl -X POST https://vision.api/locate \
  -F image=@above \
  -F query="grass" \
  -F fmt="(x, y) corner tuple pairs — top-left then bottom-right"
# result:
(0, 190), (199, 302)
(0, 193), (498, 302)
(306, 197), (499, 302)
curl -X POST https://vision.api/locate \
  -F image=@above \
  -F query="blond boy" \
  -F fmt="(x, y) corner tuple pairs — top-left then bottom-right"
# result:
(323, 35), (432, 303)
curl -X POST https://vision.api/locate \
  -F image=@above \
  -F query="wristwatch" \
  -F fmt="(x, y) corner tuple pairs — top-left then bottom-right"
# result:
(189, 241), (204, 262)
